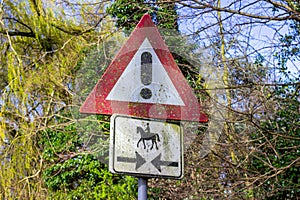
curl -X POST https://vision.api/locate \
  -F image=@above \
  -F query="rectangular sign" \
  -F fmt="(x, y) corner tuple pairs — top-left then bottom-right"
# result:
(109, 114), (183, 179)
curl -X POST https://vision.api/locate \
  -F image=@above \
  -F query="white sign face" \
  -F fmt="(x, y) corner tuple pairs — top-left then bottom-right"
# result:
(106, 38), (184, 106)
(109, 114), (183, 179)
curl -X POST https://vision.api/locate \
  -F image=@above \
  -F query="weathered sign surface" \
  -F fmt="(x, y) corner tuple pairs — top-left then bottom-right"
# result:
(109, 114), (183, 178)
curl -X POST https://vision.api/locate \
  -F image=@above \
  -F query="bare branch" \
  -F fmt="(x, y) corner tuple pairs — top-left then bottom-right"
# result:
(177, 0), (300, 21)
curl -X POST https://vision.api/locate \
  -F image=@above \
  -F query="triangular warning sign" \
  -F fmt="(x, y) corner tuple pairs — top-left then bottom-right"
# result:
(106, 38), (184, 106)
(80, 14), (208, 122)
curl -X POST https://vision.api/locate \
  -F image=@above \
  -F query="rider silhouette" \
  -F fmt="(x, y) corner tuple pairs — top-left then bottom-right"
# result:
(145, 123), (151, 135)
(137, 123), (160, 150)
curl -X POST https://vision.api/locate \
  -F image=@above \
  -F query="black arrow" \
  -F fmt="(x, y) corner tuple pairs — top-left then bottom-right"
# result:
(151, 153), (179, 172)
(117, 151), (146, 170)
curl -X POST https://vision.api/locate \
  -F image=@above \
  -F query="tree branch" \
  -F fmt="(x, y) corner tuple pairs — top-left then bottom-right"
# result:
(177, 0), (300, 22)
(0, 30), (35, 38)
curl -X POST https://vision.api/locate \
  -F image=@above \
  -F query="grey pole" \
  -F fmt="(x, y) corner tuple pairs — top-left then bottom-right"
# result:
(138, 177), (147, 200)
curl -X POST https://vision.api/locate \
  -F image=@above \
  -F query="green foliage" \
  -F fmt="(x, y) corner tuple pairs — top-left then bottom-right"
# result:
(251, 84), (300, 199)
(38, 23), (132, 199)
(249, 6), (300, 198)
(155, 3), (178, 30)
(250, 10), (300, 198)
(107, 0), (178, 31)
(0, 0), (130, 199)
(107, 0), (148, 32)
(0, 0), (90, 198)
(41, 123), (137, 199)
(274, 19), (300, 82)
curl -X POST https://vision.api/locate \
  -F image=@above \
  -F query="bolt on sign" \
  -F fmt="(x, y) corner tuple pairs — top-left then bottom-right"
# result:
(80, 13), (208, 178)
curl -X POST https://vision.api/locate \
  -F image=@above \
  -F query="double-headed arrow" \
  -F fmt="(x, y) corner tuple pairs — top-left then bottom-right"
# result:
(117, 152), (178, 172)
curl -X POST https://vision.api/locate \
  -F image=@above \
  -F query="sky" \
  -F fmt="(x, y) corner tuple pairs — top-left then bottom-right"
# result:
(176, 0), (299, 82)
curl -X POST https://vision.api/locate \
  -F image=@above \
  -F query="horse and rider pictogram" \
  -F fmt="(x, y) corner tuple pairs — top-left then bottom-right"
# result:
(136, 123), (160, 150)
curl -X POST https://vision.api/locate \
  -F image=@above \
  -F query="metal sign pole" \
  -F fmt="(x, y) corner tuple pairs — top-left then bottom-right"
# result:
(138, 177), (148, 200)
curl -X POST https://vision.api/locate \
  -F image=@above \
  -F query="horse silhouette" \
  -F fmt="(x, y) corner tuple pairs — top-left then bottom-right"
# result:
(137, 126), (160, 150)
